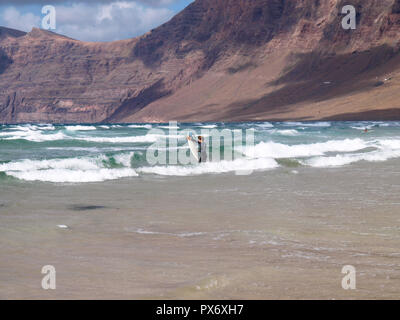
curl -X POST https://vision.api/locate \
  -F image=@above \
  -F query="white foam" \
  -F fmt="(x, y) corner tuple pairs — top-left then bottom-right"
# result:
(80, 134), (159, 143)
(282, 121), (331, 127)
(242, 139), (368, 159)
(306, 151), (400, 167)
(256, 122), (274, 129)
(0, 131), (18, 137)
(273, 129), (299, 136)
(46, 147), (138, 153)
(378, 139), (400, 149)
(0, 157), (100, 172)
(1, 154), (138, 183)
(135, 228), (161, 235)
(351, 125), (373, 131)
(134, 228), (206, 237)
(8, 124), (38, 132)
(178, 232), (207, 238)
(138, 158), (278, 176)
(113, 152), (134, 167)
(0, 130), (67, 142)
(65, 125), (97, 131)
(306, 140), (400, 167)
(158, 125), (179, 129)
(198, 124), (218, 129)
(7, 168), (138, 183)
(376, 122), (400, 127)
(36, 124), (55, 131)
(128, 124), (152, 129)
(47, 147), (101, 152)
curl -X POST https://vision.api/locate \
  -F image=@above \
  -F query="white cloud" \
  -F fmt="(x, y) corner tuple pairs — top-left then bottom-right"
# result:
(2, 1), (181, 6)
(1, 1), (175, 41)
(2, 7), (41, 32)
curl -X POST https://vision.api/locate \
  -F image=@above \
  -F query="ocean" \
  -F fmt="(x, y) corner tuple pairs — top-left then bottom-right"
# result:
(1, 121), (400, 182)
(1, 121), (400, 299)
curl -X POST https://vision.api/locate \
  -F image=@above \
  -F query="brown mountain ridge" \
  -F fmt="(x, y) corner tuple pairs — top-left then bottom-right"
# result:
(1, 0), (400, 123)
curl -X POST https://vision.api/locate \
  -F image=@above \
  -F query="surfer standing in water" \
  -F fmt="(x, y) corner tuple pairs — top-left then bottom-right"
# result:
(197, 136), (207, 163)
(188, 135), (207, 163)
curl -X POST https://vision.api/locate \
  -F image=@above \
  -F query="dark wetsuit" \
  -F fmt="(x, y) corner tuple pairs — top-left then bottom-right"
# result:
(197, 140), (207, 163)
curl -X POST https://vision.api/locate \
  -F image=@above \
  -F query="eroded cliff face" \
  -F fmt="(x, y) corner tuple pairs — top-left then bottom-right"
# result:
(1, 0), (400, 123)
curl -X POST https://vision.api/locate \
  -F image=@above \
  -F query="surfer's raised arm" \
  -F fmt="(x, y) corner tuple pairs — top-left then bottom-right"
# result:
(187, 135), (199, 143)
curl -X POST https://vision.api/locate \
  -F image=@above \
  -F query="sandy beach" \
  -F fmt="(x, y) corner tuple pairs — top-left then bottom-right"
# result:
(1, 154), (399, 299)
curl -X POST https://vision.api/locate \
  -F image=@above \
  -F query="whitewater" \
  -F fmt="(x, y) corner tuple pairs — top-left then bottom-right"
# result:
(0, 121), (400, 183)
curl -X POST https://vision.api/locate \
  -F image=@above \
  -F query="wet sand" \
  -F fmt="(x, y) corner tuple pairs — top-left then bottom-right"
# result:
(0, 160), (400, 299)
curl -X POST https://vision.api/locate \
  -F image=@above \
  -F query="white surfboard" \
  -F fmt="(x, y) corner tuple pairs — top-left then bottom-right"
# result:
(187, 136), (199, 161)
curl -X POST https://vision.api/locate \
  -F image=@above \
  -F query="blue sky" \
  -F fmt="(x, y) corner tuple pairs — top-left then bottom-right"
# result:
(0, 0), (193, 41)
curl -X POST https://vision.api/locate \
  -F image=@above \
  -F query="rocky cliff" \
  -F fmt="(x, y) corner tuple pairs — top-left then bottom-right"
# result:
(1, 0), (400, 123)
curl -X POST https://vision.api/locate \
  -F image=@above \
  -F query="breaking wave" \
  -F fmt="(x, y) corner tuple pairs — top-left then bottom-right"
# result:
(128, 124), (152, 129)
(8, 168), (138, 183)
(305, 139), (400, 167)
(0, 154), (138, 183)
(0, 130), (67, 142)
(1, 122), (400, 183)
(65, 125), (97, 131)
(137, 158), (278, 176)
(79, 134), (160, 144)
(281, 121), (331, 127)
(271, 129), (300, 136)
(242, 139), (368, 159)
(197, 124), (218, 129)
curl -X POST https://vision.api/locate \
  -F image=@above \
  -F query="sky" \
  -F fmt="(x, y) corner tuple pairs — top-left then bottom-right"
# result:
(0, 0), (193, 41)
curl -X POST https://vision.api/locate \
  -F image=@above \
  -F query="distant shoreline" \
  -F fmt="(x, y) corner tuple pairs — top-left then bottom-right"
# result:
(2, 110), (400, 126)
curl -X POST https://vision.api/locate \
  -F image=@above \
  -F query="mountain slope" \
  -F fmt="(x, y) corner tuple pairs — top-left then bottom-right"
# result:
(1, 0), (400, 123)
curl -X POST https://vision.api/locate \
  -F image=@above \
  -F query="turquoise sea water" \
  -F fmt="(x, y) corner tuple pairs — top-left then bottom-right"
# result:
(0, 121), (399, 183)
